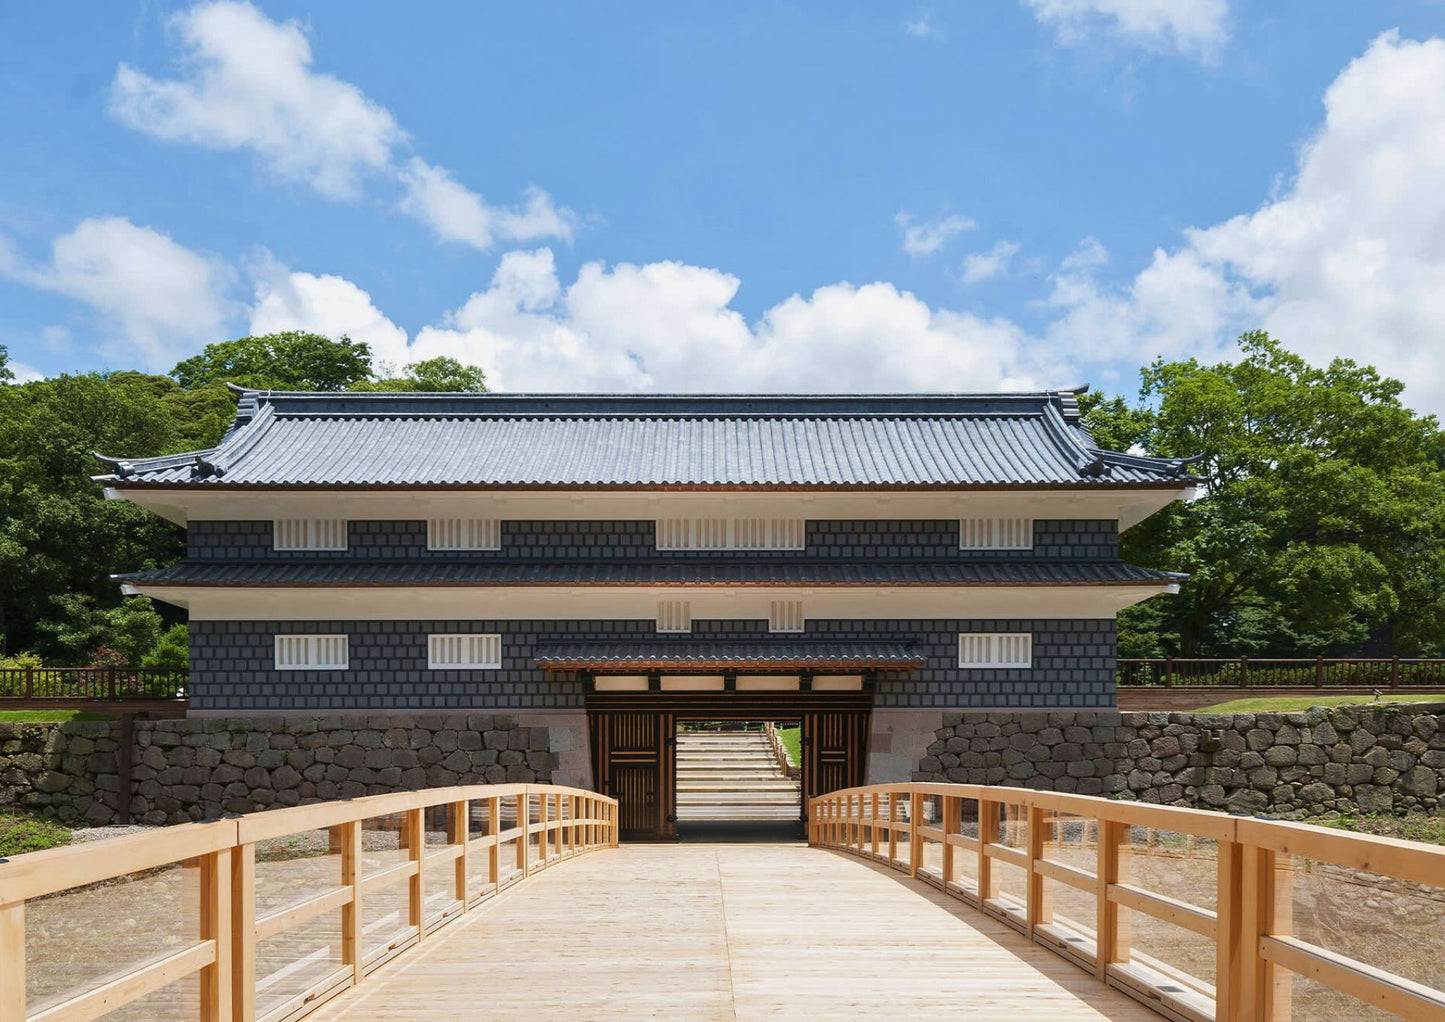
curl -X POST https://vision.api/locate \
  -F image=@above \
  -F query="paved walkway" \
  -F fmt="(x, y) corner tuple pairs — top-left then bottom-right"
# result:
(313, 843), (1157, 1021)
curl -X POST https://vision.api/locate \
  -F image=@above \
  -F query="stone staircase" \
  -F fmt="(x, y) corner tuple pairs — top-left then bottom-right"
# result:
(675, 729), (801, 822)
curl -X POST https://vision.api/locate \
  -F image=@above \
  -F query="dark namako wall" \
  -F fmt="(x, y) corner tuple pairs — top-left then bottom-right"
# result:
(186, 519), (1119, 562)
(188, 618), (1116, 712)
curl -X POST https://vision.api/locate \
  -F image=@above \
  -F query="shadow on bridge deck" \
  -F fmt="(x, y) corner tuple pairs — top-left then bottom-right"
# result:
(311, 843), (1158, 1021)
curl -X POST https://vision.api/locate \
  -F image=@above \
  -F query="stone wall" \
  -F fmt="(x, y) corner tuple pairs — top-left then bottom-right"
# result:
(0, 712), (589, 827)
(913, 704), (1445, 817)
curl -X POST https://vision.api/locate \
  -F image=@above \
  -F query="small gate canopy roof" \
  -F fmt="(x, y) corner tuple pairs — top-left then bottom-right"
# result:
(93, 389), (1203, 489)
(532, 641), (927, 671)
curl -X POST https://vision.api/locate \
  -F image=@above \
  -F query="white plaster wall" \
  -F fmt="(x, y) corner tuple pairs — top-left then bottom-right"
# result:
(867, 709), (943, 783)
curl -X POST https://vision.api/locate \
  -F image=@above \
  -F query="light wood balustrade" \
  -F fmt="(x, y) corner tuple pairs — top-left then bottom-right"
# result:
(810, 782), (1445, 1022)
(0, 784), (616, 1022)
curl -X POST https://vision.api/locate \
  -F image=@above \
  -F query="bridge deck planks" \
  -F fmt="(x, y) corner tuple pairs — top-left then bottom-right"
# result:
(312, 843), (1158, 1020)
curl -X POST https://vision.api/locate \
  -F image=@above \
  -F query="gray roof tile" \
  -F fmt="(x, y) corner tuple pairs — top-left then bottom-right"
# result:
(96, 391), (1201, 488)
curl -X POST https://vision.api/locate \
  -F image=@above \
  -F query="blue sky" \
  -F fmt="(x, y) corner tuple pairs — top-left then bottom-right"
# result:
(3, 1), (1445, 409)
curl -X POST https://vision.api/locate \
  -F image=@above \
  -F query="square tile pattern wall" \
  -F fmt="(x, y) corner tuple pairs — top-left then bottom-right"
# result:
(189, 617), (1116, 711)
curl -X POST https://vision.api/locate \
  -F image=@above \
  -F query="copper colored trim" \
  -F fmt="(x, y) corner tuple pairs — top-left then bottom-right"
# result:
(103, 480), (1197, 493)
(120, 577), (1178, 589)
(540, 656), (924, 671)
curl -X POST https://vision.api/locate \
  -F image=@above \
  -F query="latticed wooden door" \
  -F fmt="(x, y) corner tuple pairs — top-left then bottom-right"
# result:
(589, 710), (677, 840)
(800, 710), (869, 805)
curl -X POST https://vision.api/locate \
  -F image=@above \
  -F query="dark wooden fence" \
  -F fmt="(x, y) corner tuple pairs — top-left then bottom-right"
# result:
(0, 667), (187, 701)
(1116, 656), (1445, 689)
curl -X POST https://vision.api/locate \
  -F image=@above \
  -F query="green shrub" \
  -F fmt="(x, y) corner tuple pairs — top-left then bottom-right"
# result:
(0, 651), (43, 670)
(140, 624), (189, 671)
(0, 812), (71, 857)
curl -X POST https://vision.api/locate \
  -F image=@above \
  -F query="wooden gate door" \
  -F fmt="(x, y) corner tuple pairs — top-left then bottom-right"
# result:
(800, 710), (869, 807)
(589, 710), (676, 840)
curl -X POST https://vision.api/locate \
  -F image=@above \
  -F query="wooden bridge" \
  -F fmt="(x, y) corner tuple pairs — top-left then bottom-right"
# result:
(2, 784), (1443, 1022)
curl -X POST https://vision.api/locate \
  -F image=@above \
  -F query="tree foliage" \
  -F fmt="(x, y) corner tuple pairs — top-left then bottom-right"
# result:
(1087, 332), (1445, 657)
(170, 332), (376, 391)
(0, 333), (486, 662)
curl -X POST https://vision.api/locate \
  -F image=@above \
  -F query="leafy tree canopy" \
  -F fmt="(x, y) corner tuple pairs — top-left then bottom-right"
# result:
(1088, 332), (1445, 657)
(170, 332), (375, 391)
(355, 356), (487, 392)
(0, 344), (13, 383)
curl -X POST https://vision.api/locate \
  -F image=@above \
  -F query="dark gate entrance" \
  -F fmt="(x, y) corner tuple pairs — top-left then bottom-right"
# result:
(588, 692), (871, 841)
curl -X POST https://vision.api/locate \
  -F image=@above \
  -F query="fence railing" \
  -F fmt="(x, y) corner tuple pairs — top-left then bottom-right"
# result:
(1117, 657), (1445, 689)
(810, 782), (1445, 1022)
(0, 783), (617, 1022)
(0, 667), (188, 701)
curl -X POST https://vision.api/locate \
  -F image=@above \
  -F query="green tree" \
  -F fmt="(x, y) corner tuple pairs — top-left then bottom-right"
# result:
(0, 373), (185, 656)
(0, 344), (13, 383)
(358, 357), (487, 392)
(140, 623), (190, 671)
(170, 332), (374, 391)
(1090, 332), (1445, 657)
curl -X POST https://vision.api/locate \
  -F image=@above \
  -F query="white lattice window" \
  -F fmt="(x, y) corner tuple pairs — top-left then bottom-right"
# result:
(273, 519), (348, 551)
(427, 518), (501, 551)
(959, 517), (1033, 550)
(769, 600), (805, 633)
(655, 518), (804, 551)
(274, 635), (349, 670)
(428, 634), (501, 669)
(958, 633), (1032, 669)
(656, 600), (692, 633)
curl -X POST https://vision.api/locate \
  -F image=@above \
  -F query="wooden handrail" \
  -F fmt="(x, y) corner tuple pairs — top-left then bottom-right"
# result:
(809, 782), (1445, 1022)
(0, 783), (618, 1022)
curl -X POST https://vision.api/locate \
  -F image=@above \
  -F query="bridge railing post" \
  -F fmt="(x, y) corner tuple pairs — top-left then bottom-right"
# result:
(870, 792), (880, 857)
(231, 841), (256, 1022)
(1095, 819), (1130, 979)
(941, 795), (960, 886)
(1025, 804), (1052, 940)
(339, 820), (363, 993)
(978, 797), (997, 906)
(198, 847), (232, 1022)
(908, 791), (924, 877)
(448, 799), (468, 908)
(405, 807), (425, 943)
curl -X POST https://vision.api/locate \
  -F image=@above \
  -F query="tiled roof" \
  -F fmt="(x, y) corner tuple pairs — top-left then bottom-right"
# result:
(118, 560), (1185, 587)
(95, 390), (1202, 489)
(532, 641), (926, 670)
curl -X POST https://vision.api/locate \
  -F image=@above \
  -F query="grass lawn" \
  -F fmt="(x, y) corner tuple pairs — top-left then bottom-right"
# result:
(777, 725), (801, 766)
(1316, 812), (1445, 847)
(0, 709), (112, 723)
(0, 811), (72, 857)
(1198, 693), (1445, 713)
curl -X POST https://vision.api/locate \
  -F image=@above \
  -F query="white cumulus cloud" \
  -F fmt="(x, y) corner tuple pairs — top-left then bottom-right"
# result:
(1043, 31), (1445, 410)
(1023, 0), (1230, 61)
(112, 1), (573, 248)
(398, 159), (577, 250)
(960, 240), (1021, 284)
(896, 212), (976, 257)
(0, 217), (233, 367)
(111, 0), (401, 199)
(408, 248), (1039, 392)
(249, 260), (410, 367)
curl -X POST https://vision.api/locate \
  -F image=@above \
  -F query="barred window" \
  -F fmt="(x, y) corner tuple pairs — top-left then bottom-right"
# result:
(959, 518), (1032, 550)
(958, 633), (1032, 669)
(273, 519), (347, 551)
(427, 634), (502, 669)
(274, 635), (348, 670)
